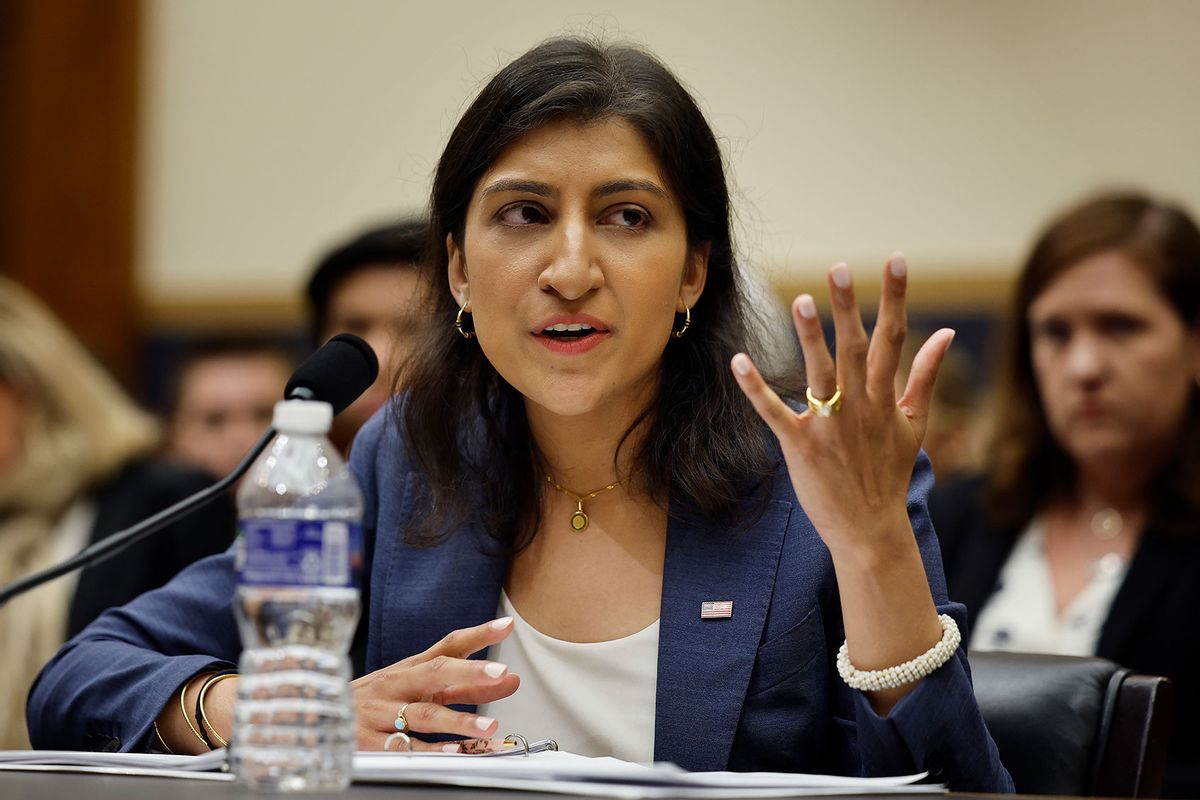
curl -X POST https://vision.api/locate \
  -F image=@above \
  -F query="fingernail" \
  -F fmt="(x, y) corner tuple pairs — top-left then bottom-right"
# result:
(831, 262), (851, 289)
(475, 716), (495, 732)
(490, 617), (512, 630)
(732, 353), (751, 376)
(796, 294), (817, 319)
(484, 662), (507, 679)
(889, 252), (907, 278)
(442, 743), (461, 753)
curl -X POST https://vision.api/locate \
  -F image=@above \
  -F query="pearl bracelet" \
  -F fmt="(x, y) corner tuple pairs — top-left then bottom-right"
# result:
(836, 613), (961, 692)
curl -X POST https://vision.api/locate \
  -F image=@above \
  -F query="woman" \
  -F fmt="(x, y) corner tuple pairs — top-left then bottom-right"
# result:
(930, 192), (1200, 796)
(0, 277), (236, 749)
(28, 38), (1010, 790)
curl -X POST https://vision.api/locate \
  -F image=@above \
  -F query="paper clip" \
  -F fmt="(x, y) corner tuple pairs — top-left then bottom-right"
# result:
(383, 731), (412, 752)
(501, 734), (558, 756)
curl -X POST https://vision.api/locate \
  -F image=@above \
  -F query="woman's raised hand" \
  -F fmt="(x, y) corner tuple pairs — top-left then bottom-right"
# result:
(731, 254), (953, 559)
(351, 617), (520, 751)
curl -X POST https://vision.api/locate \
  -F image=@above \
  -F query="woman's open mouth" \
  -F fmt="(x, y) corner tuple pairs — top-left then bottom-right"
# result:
(542, 322), (596, 340)
(533, 320), (609, 354)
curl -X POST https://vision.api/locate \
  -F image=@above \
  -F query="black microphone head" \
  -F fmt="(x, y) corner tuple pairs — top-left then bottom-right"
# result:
(284, 333), (380, 415)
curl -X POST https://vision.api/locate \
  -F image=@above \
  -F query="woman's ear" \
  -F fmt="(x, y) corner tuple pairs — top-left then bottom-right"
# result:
(678, 242), (711, 311)
(447, 232), (470, 305)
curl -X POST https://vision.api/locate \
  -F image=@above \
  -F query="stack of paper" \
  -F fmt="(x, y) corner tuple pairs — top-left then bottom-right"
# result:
(0, 748), (229, 781)
(0, 748), (942, 797)
(354, 750), (939, 798)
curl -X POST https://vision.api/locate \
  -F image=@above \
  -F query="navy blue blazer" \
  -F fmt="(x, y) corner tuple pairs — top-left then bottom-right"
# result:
(28, 410), (1011, 791)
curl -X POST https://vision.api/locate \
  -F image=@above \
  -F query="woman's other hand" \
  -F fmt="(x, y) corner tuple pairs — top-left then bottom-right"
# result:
(351, 617), (520, 751)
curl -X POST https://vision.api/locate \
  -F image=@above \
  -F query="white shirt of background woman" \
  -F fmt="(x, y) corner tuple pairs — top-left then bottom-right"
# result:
(970, 520), (1129, 657)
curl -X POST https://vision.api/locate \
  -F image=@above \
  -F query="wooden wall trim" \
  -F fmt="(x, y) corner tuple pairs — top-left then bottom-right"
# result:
(772, 271), (1016, 314)
(0, 1), (141, 384)
(137, 271), (1015, 336)
(140, 295), (306, 333)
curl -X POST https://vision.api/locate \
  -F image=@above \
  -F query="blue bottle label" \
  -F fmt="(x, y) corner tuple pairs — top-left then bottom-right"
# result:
(236, 518), (362, 587)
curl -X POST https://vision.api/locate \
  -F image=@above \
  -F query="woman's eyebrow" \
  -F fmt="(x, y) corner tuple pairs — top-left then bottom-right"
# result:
(594, 179), (669, 199)
(480, 179), (554, 198)
(478, 177), (669, 200)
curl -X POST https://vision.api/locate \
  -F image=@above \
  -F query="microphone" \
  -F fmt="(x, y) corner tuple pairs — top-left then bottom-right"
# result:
(0, 333), (380, 608)
(285, 333), (379, 415)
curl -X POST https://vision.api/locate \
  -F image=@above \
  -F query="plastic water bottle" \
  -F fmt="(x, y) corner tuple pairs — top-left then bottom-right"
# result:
(231, 400), (362, 791)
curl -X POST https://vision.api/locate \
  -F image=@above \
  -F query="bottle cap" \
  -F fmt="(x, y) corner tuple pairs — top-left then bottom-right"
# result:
(272, 399), (333, 434)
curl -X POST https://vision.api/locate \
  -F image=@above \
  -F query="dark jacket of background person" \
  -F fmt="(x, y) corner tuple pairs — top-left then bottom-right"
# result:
(67, 458), (235, 638)
(931, 476), (1200, 795)
(0, 276), (234, 749)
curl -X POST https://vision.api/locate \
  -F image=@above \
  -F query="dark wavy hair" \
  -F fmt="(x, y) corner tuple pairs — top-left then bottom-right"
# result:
(396, 37), (797, 548)
(986, 192), (1200, 539)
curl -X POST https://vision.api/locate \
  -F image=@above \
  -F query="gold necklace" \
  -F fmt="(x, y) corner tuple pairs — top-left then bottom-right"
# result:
(544, 475), (624, 532)
(1090, 508), (1123, 540)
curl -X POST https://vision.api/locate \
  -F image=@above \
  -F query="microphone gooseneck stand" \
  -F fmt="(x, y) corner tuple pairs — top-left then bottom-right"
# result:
(0, 427), (275, 608)
(0, 331), (381, 610)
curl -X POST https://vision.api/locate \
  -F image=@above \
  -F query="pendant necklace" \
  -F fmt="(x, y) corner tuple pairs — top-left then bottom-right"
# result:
(1090, 508), (1123, 540)
(545, 475), (624, 532)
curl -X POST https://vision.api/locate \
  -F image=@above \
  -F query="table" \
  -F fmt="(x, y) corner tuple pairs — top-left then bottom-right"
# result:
(0, 769), (1044, 800)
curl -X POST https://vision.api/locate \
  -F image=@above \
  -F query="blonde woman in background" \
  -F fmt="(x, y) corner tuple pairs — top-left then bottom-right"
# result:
(0, 277), (235, 749)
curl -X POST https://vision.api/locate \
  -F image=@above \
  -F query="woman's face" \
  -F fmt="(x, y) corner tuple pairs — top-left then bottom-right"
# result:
(448, 118), (707, 422)
(1029, 249), (1200, 470)
(0, 382), (25, 476)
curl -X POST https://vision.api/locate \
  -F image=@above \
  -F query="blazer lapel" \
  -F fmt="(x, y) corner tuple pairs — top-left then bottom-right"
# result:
(377, 475), (508, 668)
(1096, 527), (1180, 661)
(654, 495), (792, 771)
(953, 523), (1017, 634)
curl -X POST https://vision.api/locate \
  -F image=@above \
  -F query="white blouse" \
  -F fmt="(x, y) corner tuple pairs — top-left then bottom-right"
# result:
(969, 520), (1128, 657)
(476, 590), (659, 763)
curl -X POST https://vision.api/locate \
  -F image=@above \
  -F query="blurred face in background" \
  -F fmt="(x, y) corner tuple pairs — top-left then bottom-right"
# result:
(1029, 249), (1200, 472)
(322, 264), (425, 451)
(0, 383), (24, 476)
(167, 352), (293, 479)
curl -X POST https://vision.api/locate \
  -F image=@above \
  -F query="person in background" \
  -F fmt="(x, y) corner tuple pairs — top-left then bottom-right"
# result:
(930, 192), (1200, 796)
(305, 217), (429, 453)
(0, 277), (235, 749)
(29, 38), (1010, 790)
(163, 341), (295, 480)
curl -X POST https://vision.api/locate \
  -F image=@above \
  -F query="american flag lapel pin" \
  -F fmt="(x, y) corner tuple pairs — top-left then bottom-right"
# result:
(701, 600), (733, 619)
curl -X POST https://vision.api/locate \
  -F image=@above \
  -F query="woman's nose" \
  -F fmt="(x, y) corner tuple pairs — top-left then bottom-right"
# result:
(537, 219), (603, 300)
(1064, 334), (1107, 382)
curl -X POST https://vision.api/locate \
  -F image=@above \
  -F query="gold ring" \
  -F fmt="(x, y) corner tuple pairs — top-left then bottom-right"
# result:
(394, 703), (412, 732)
(805, 386), (843, 417)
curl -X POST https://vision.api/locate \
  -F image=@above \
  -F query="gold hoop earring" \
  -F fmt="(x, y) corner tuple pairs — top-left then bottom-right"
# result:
(671, 305), (691, 339)
(454, 301), (476, 340)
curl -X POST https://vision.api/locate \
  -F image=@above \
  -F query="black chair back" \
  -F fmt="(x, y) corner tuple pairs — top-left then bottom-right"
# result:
(970, 651), (1172, 797)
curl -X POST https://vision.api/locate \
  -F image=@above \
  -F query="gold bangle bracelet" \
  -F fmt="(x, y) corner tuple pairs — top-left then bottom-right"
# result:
(197, 673), (238, 749)
(179, 673), (211, 748)
(151, 720), (174, 754)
